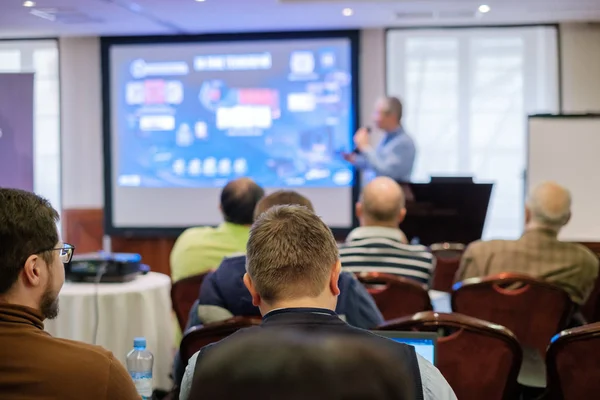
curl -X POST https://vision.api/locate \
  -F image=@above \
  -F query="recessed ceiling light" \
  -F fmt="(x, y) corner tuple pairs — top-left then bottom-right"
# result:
(23, 1), (36, 7)
(478, 4), (491, 13)
(195, 0), (206, 2)
(342, 8), (353, 17)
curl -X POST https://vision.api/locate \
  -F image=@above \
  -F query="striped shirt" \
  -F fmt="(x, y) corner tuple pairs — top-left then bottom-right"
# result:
(340, 226), (435, 286)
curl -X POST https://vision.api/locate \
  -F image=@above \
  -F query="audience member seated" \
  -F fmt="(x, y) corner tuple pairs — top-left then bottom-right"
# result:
(173, 191), (384, 387)
(179, 204), (456, 400)
(339, 176), (435, 286)
(195, 191), (383, 329)
(189, 331), (417, 400)
(0, 189), (139, 400)
(170, 178), (265, 281)
(455, 181), (599, 305)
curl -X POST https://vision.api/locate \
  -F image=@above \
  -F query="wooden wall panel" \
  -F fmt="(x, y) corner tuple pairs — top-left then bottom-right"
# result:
(62, 208), (175, 276)
(111, 237), (175, 276)
(62, 208), (104, 253)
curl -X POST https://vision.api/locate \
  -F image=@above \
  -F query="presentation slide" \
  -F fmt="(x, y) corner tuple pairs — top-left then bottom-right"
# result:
(106, 35), (357, 230)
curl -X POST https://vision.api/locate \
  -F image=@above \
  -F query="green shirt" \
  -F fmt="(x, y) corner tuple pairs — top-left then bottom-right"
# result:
(170, 222), (250, 282)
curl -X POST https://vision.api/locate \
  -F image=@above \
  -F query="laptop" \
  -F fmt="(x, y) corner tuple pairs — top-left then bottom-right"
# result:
(374, 331), (438, 365)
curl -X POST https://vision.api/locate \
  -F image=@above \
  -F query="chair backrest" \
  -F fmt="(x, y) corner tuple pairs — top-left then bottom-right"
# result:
(179, 317), (262, 363)
(581, 272), (600, 323)
(452, 273), (574, 356)
(378, 311), (522, 400)
(171, 272), (210, 331)
(430, 242), (465, 292)
(356, 272), (432, 320)
(545, 322), (600, 400)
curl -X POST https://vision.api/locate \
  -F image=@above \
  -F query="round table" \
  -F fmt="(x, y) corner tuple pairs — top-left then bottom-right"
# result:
(45, 272), (175, 391)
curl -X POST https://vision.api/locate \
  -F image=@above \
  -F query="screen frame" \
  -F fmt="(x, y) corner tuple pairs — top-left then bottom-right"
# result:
(101, 30), (361, 237)
(373, 331), (438, 365)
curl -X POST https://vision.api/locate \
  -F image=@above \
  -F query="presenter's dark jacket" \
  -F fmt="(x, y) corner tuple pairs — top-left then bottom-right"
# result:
(188, 308), (424, 399)
(197, 254), (384, 329)
(0, 303), (140, 400)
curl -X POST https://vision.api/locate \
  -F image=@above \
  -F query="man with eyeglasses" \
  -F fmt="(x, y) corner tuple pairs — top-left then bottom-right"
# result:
(0, 188), (140, 400)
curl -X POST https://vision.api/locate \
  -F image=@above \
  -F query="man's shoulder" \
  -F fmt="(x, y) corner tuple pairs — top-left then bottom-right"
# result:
(214, 254), (247, 275)
(178, 226), (219, 242)
(44, 335), (121, 376)
(567, 242), (600, 267)
(466, 239), (515, 255)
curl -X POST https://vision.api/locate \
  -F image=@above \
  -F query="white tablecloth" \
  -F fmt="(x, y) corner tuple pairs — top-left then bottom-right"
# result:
(45, 272), (175, 390)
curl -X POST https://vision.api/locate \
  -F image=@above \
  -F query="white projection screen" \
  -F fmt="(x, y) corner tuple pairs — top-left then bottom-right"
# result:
(102, 32), (360, 234)
(527, 115), (600, 241)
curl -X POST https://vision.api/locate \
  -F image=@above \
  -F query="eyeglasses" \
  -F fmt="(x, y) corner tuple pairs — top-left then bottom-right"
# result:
(38, 243), (76, 265)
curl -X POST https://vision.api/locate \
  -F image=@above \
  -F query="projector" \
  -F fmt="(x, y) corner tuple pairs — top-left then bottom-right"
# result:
(66, 252), (146, 283)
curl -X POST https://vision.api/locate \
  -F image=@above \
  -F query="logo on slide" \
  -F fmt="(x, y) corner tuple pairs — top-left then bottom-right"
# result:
(290, 51), (315, 75)
(130, 59), (146, 79)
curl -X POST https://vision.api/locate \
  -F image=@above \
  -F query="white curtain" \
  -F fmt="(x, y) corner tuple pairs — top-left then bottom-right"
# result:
(386, 27), (559, 239)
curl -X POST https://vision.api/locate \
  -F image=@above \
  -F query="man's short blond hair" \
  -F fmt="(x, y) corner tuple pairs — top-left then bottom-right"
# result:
(246, 205), (339, 302)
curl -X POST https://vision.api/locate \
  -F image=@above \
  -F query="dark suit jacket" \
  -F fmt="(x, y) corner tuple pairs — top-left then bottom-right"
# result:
(190, 308), (423, 399)
(198, 254), (384, 329)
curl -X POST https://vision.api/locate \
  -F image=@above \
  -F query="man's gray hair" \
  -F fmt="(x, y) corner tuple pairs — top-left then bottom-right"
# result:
(383, 96), (403, 122)
(526, 181), (572, 229)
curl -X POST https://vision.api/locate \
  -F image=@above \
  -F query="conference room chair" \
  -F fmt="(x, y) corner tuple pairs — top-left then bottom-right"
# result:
(356, 272), (432, 320)
(179, 316), (262, 364)
(430, 242), (465, 292)
(452, 273), (574, 358)
(581, 272), (600, 323)
(544, 322), (600, 400)
(171, 272), (210, 331)
(378, 311), (522, 400)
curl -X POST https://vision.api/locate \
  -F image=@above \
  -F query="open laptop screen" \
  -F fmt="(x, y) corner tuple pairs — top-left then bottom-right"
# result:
(374, 331), (437, 365)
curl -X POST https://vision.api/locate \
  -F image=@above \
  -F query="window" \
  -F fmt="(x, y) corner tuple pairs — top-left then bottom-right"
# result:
(0, 40), (61, 214)
(387, 27), (559, 239)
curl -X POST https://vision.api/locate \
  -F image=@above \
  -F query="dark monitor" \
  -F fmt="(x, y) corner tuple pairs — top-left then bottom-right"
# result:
(400, 180), (493, 246)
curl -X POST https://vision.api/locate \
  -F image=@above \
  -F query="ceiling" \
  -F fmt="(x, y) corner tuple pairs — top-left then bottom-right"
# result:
(1, 0), (600, 38)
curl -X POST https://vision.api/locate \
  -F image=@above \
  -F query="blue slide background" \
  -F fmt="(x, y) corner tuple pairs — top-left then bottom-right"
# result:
(114, 39), (355, 189)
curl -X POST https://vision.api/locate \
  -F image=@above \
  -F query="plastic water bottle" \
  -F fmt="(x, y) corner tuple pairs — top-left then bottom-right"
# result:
(126, 337), (154, 400)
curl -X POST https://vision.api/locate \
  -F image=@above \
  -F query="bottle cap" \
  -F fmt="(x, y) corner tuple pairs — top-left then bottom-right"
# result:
(133, 337), (146, 350)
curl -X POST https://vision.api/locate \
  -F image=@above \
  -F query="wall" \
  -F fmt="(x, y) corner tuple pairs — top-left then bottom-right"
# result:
(60, 37), (104, 209)
(560, 23), (600, 113)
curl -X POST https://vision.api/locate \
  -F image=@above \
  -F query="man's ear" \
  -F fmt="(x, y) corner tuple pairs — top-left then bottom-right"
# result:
(398, 207), (407, 224)
(329, 260), (341, 297)
(243, 273), (262, 307)
(355, 202), (363, 219)
(525, 206), (532, 225)
(22, 254), (42, 288)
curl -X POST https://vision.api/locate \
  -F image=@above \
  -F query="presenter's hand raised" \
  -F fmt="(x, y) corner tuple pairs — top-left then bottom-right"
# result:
(342, 152), (356, 163)
(353, 127), (370, 151)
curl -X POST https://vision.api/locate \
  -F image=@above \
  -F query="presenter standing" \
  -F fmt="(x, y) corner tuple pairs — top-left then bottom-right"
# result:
(343, 97), (416, 183)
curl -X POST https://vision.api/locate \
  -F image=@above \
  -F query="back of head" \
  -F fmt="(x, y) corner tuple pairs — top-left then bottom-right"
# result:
(526, 181), (572, 230)
(253, 190), (314, 220)
(0, 188), (59, 295)
(190, 331), (415, 400)
(220, 178), (265, 225)
(384, 96), (403, 122)
(360, 176), (405, 226)
(246, 205), (338, 302)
